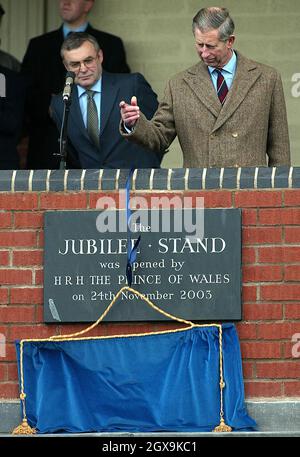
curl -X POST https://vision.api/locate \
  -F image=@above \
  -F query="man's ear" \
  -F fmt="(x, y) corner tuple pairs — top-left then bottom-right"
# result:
(227, 35), (235, 49)
(85, 0), (95, 14)
(98, 49), (104, 65)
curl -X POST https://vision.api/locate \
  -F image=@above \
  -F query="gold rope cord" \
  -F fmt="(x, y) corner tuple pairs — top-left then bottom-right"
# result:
(13, 285), (231, 433)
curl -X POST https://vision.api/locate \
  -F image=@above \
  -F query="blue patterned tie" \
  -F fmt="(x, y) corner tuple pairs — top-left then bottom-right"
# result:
(215, 69), (228, 105)
(86, 89), (99, 147)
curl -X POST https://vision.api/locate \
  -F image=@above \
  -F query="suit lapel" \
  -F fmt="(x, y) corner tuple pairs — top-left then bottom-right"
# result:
(183, 63), (221, 117)
(69, 87), (91, 142)
(100, 72), (119, 135)
(211, 52), (262, 132)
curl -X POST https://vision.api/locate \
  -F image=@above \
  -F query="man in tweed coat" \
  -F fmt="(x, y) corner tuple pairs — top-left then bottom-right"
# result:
(120, 7), (290, 168)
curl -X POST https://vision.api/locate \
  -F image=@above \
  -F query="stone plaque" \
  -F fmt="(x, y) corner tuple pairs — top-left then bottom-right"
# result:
(44, 209), (242, 322)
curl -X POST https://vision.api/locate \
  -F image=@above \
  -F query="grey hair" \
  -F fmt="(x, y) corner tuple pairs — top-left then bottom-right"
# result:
(192, 7), (235, 41)
(61, 32), (100, 59)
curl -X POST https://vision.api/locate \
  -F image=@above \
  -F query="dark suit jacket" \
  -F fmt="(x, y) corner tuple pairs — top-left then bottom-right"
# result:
(50, 72), (162, 169)
(21, 24), (130, 169)
(0, 65), (25, 169)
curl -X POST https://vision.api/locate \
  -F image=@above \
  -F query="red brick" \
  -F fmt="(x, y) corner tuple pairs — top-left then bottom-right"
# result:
(0, 306), (35, 323)
(235, 191), (282, 208)
(3, 343), (19, 362)
(9, 325), (58, 341)
(282, 341), (300, 359)
(259, 246), (300, 263)
(90, 192), (125, 209)
(0, 212), (12, 228)
(242, 361), (255, 379)
(0, 288), (8, 304)
(284, 190), (300, 206)
(240, 342), (281, 359)
(243, 265), (282, 282)
(243, 227), (282, 244)
(236, 322), (257, 339)
(10, 288), (43, 305)
(35, 305), (44, 323)
(0, 269), (32, 285)
(242, 209), (257, 226)
(285, 227), (300, 243)
(14, 212), (44, 229)
(243, 303), (283, 320)
(257, 322), (300, 340)
(284, 266), (300, 281)
(0, 364), (6, 381)
(256, 361), (300, 378)
(37, 231), (44, 248)
(0, 251), (9, 266)
(242, 247), (256, 264)
(0, 194), (38, 210)
(242, 285), (257, 302)
(12, 250), (43, 267)
(34, 269), (44, 285)
(0, 231), (37, 248)
(261, 284), (300, 301)
(259, 208), (300, 225)
(145, 193), (186, 209)
(186, 191), (232, 208)
(7, 363), (18, 381)
(244, 381), (282, 397)
(285, 304), (300, 319)
(0, 382), (19, 399)
(40, 193), (88, 209)
(284, 381), (300, 396)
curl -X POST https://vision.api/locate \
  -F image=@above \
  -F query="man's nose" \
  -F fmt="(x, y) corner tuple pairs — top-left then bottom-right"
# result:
(201, 47), (210, 57)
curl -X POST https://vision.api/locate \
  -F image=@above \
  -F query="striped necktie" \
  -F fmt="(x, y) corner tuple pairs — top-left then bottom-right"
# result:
(86, 89), (99, 147)
(215, 69), (228, 105)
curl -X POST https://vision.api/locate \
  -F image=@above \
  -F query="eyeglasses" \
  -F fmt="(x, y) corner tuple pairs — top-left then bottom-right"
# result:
(66, 55), (98, 71)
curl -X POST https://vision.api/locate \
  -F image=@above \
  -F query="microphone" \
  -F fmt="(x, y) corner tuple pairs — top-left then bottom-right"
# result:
(62, 71), (75, 102)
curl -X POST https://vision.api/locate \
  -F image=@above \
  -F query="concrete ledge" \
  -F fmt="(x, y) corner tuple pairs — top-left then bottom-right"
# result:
(1, 400), (300, 435)
(0, 166), (298, 192)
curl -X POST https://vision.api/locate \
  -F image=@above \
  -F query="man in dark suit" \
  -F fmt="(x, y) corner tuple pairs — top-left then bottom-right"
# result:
(0, 65), (25, 169)
(50, 32), (162, 169)
(21, 0), (130, 169)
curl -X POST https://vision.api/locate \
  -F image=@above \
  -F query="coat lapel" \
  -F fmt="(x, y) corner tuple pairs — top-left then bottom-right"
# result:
(100, 72), (119, 136)
(211, 52), (262, 132)
(69, 87), (91, 143)
(183, 62), (221, 117)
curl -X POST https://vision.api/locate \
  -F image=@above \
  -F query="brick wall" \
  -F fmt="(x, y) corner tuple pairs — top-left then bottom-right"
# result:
(0, 170), (299, 400)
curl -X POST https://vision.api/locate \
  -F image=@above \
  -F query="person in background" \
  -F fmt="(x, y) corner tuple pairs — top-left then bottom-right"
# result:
(50, 33), (162, 169)
(0, 65), (25, 169)
(120, 6), (290, 168)
(22, 0), (130, 169)
(0, 4), (21, 71)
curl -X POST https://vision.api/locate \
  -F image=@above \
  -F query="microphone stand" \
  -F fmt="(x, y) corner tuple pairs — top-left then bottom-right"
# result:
(58, 97), (72, 170)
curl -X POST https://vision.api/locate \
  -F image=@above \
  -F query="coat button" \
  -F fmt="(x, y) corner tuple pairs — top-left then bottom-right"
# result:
(232, 132), (238, 138)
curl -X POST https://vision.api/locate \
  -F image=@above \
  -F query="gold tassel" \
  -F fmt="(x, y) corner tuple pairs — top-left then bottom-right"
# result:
(213, 418), (232, 433)
(12, 418), (36, 435)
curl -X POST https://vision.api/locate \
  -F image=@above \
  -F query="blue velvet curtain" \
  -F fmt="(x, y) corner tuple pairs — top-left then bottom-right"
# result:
(15, 323), (256, 433)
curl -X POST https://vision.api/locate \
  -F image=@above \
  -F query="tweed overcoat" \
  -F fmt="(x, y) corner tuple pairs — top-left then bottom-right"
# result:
(123, 52), (290, 167)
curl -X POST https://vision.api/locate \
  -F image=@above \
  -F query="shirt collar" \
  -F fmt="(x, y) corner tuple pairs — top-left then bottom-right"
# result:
(63, 22), (88, 38)
(208, 50), (237, 76)
(77, 77), (102, 98)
